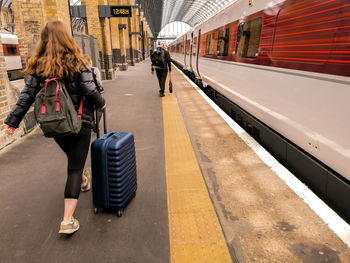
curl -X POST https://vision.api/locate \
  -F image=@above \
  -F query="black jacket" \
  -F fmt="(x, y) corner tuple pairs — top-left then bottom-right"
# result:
(151, 48), (172, 72)
(5, 67), (105, 129)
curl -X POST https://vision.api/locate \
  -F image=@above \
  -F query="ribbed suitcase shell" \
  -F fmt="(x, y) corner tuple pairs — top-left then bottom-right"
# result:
(91, 131), (137, 216)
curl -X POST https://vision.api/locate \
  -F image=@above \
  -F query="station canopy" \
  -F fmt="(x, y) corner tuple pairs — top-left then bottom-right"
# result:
(140, 0), (235, 35)
(0, 0), (12, 8)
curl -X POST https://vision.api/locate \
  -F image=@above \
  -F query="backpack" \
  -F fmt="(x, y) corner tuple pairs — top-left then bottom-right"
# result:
(151, 47), (166, 68)
(34, 78), (83, 138)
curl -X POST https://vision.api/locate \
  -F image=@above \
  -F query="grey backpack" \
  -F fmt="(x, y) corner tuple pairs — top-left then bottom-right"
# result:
(34, 78), (82, 137)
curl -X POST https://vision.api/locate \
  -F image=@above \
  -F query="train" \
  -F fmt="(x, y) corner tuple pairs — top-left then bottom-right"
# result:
(169, 0), (350, 221)
(1, 30), (23, 80)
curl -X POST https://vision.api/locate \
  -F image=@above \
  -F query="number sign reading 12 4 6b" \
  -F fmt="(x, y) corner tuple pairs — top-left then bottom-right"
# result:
(110, 6), (132, 17)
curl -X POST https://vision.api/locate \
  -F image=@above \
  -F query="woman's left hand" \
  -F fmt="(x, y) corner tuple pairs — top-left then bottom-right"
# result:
(5, 125), (16, 135)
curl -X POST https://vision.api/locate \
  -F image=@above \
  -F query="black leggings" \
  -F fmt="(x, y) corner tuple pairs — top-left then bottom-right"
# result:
(54, 126), (91, 199)
(155, 69), (168, 94)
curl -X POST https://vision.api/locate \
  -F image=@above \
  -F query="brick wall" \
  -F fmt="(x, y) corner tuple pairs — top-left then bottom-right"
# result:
(0, 38), (25, 150)
(12, 0), (72, 69)
(85, 0), (115, 79)
(12, 0), (44, 69)
(0, 43), (8, 132)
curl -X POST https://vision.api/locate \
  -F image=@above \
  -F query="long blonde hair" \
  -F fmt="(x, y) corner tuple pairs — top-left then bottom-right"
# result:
(23, 20), (89, 77)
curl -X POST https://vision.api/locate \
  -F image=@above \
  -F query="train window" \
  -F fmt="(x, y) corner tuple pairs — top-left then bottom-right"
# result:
(205, 33), (215, 55)
(186, 40), (190, 55)
(178, 43), (183, 54)
(6, 45), (18, 55)
(193, 37), (197, 56)
(235, 17), (262, 58)
(236, 23), (244, 51)
(217, 28), (230, 56)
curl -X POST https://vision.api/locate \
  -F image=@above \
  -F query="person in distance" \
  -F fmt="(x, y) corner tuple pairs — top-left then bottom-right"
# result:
(151, 43), (172, 97)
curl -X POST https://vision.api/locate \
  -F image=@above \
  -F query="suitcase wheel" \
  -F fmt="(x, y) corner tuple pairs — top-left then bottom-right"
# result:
(117, 209), (123, 217)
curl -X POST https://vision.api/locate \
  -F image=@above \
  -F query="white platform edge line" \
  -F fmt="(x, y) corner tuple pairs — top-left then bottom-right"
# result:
(174, 65), (350, 248)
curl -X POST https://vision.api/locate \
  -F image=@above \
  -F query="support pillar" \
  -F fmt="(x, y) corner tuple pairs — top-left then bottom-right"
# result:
(143, 22), (152, 58)
(128, 15), (135, 66)
(85, 0), (114, 79)
(118, 20), (129, 71)
(133, 3), (141, 62)
(102, 17), (114, 79)
(110, 0), (128, 71)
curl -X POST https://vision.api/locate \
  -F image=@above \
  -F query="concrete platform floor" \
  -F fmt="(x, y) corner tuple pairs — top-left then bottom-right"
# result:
(0, 59), (349, 263)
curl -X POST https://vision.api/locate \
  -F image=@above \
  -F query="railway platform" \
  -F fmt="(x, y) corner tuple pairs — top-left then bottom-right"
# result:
(0, 59), (349, 263)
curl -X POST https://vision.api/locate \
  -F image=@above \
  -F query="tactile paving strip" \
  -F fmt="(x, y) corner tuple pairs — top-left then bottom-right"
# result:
(163, 94), (232, 263)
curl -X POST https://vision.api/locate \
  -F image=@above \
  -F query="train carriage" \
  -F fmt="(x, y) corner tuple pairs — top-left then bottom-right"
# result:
(1, 31), (23, 80)
(169, 0), (350, 221)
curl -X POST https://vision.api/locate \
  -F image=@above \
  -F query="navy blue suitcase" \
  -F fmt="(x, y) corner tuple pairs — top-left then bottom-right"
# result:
(91, 110), (137, 216)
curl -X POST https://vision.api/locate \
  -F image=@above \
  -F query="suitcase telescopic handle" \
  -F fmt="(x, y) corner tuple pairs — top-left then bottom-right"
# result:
(103, 108), (107, 135)
(95, 108), (107, 139)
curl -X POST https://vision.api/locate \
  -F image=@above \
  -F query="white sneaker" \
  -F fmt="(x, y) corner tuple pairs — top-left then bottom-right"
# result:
(58, 217), (80, 234)
(81, 168), (91, 192)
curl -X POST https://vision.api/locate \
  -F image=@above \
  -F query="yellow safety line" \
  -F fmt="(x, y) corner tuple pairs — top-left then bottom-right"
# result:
(162, 93), (233, 263)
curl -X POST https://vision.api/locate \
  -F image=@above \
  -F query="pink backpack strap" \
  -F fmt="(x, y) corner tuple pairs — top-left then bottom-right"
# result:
(78, 99), (83, 118)
(40, 78), (83, 118)
(55, 79), (60, 111)
(40, 78), (62, 114)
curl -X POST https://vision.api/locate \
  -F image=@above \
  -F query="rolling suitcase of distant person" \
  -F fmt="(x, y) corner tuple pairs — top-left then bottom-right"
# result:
(91, 109), (137, 217)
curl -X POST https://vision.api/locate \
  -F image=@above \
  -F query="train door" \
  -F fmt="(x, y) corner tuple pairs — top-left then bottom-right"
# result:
(192, 33), (197, 75)
(196, 29), (201, 77)
(184, 35), (187, 67)
(185, 34), (191, 70)
(190, 32), (194, 71)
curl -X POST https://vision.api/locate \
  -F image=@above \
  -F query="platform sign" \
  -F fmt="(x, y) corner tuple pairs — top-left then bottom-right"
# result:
(110, 6), (132, 17)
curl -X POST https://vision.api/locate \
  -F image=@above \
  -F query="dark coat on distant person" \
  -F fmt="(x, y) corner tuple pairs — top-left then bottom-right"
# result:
(151, 47), (172, 72)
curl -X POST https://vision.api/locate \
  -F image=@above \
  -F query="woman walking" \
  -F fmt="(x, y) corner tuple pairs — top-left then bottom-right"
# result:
(4, 21), (105, 234)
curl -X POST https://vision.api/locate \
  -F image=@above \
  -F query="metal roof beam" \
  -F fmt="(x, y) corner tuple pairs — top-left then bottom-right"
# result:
(140, 0), (237, 34)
